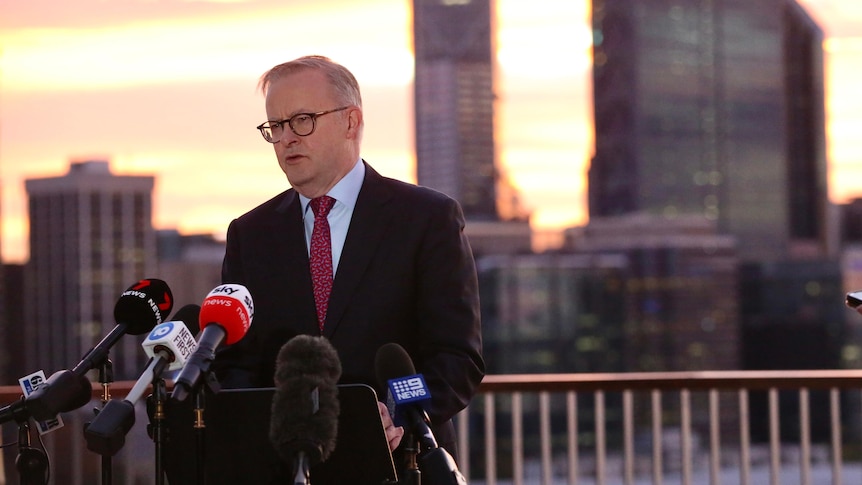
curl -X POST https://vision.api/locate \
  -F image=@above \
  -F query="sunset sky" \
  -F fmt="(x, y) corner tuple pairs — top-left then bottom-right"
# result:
(0, 0), (860, 264)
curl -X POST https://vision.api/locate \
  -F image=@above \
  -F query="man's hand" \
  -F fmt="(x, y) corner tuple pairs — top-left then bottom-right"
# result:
(377, 401), (404, 452)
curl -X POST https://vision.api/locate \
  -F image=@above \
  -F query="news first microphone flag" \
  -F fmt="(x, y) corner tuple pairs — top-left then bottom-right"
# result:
(85, 315), (198, 456)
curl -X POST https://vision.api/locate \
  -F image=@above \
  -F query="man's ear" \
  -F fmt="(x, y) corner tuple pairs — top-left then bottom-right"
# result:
(346, 107), (363, 140)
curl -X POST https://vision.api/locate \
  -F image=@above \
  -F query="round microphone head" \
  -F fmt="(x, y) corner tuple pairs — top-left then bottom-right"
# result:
(374, 342), (416, 387)
(273, 334), (343, 387)
(199, 284), (253, 345)
(169, 304), (202, 336)
(113, 279), (174, 335)
(270, 334), (342, 464)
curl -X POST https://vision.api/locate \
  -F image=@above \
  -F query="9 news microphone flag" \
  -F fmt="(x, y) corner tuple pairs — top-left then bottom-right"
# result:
(375, 343), (467, 485)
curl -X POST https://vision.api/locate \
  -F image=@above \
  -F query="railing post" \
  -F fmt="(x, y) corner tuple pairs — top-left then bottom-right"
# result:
(709, 389), (720, 485)
(739, 389), (751, 485)
(457, 407), (470, 481)
(800, 387), (811, 485)
(623, 390), (634, 485)
(567, 391), (578, 485)
(651, 389), (663, 485)
(769, 388), (780, 485)
(539, 391), (551, 485)
(831, 388), (842, 485)
(595, 390), (606, 485)
(512, 391), (523, 485)
(484, 392), (496, 485)
(681, 389), (692, 485)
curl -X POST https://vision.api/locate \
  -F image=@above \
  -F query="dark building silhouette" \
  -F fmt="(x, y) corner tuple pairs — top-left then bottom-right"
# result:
(589, 0), (830, 263)
(585, 0), (852, 448)
(478, 252), (629, 375)
(413, 0), (500, 221)
(18, 160), (159, 485)
(564, 214), (741, 372)
(1, 264), (24, 385)
(24, 160), (156, 381)
(156, 229), (224, 310)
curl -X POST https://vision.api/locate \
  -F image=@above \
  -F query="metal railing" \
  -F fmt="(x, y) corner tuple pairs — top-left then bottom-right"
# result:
(2, 370), (862, 484)
(459, 370), (862, 485)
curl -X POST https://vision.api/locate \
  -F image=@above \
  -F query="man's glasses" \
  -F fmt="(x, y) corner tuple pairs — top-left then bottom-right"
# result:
(256, 106), (349, 143)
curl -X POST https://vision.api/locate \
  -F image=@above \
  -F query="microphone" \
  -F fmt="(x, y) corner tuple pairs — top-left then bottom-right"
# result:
(0, 278), (173, 425)
(269, 334), (341, 485)
(0, 370), (92, 425)
(72, 278), (174, 377)
(171, 284), (253, 402)
(375, 343), (466, 485)
(84, 309), (198, 456)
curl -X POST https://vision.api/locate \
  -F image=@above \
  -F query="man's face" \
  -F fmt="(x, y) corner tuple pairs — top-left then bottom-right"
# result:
(264, 69), (360, 198)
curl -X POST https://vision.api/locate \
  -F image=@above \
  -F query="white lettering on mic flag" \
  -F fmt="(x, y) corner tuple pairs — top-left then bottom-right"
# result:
(388, 374), (429, 403)
(19, 371), (63, 435)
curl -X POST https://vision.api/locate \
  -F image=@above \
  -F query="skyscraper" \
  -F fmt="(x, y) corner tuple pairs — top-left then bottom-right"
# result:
(24, 160), (156, 380)
(412, 0), (500, 221)
(589, 0), (829, 262)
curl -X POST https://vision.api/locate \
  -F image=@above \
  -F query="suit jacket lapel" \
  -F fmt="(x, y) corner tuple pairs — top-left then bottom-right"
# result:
(323, 164), (393, 338)
(275, 190), (321, 336)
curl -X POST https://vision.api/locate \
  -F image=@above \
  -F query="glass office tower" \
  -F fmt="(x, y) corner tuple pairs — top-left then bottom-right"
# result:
(413, 0), (499, 221)
(589, 0), (828, 262)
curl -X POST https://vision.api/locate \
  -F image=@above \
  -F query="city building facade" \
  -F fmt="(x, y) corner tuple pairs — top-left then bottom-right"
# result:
(413, 0), (500, 221)
(589, 0), (830, 262)
(24, 160), (156, 380)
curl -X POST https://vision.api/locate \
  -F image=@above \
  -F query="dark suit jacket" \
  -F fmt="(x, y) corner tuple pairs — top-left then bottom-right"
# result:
(213, 162), (484, 457)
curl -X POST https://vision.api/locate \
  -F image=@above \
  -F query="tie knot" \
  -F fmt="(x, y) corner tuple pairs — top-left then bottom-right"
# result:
(310, 196), (335, 218)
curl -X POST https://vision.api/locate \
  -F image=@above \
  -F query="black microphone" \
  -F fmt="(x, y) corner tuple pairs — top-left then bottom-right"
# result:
(84, 305), (199, 456)
(269, 334), (341, 485)
(0, 371), (92, 425)
(171, 284), (253, 402)
(375, 343), (466, 485)
(72, 278), (174, 377)
(0, 278), (173, 424)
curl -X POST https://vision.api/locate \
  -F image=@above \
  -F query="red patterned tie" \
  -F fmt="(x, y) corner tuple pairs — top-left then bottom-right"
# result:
(309, 196), (335, 332)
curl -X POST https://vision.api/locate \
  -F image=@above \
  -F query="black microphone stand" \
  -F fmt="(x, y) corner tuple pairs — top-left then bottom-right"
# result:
(170, 357), (220, 484)
(14, 419), (48, 485)
(399, 432), (421, 485)
(97, 358), (114, 485)
(193, 385), (207, 485)
(150, 377), (167, 485)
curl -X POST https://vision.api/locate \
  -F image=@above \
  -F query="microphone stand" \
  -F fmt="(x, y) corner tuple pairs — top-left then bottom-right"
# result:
(98, 358), (114, 485)
(150, 378), (167, 485)
(193, 386), (207, 485)
(14, 419), (48, 485)
(400, 432), (421, 485)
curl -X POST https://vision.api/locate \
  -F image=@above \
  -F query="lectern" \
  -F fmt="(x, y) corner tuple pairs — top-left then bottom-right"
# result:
(159, 384), (398, 484)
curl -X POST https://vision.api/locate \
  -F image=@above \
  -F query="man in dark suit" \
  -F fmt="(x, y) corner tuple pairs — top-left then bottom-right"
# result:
(213, 55), (484, 462)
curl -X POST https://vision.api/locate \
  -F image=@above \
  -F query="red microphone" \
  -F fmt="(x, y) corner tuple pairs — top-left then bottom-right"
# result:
(171, 284), (254, 401)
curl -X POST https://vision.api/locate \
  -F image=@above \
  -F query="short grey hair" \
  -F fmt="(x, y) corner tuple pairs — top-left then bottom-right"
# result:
(258, 55), (362, 108)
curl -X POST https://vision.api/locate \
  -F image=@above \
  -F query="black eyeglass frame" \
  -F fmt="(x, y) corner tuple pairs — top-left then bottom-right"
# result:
(256, 106), (349, 142)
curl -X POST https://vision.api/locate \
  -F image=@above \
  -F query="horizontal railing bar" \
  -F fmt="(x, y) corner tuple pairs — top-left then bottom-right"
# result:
(4, 369), (862, 403)
(478, 370), (862, 392)
(0, 381), (139, 403)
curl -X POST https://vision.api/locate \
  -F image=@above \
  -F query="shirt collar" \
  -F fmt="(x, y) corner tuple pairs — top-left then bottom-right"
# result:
(299, 158), (365, 214)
